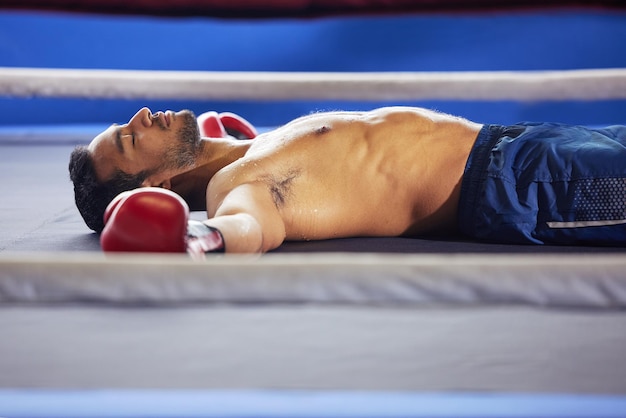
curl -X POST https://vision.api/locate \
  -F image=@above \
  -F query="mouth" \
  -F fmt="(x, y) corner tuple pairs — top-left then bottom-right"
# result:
(154, 111), (170, 129)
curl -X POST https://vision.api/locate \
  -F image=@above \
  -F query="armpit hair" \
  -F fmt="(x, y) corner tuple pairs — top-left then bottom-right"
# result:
(264, 169), (301, 209)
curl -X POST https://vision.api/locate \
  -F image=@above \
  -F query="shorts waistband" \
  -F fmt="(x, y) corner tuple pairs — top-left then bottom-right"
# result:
(457, 124), (506, 236)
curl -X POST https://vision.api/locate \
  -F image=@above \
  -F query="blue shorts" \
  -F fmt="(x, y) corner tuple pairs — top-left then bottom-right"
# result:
(458, 122), (626, 245)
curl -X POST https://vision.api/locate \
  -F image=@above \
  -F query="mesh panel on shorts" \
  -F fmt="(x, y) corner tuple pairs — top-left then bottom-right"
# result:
(574, 178), (626, 222)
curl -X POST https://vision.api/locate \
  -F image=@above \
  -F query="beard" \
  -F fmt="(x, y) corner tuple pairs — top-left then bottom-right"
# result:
(163, 110), (201, 170)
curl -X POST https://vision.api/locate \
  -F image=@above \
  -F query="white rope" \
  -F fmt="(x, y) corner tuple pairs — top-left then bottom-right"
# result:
(1, 252), (626, 308)
(1, 67), (625, 101)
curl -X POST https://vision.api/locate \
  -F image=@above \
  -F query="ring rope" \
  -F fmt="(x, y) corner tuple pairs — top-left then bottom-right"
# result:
(2, 252), (626, 308)
(1, 67), (625, 101)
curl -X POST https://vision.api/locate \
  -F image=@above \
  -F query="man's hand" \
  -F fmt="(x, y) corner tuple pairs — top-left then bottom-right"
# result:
(197, 111), (258, 140)
(100, 188), (225, 256)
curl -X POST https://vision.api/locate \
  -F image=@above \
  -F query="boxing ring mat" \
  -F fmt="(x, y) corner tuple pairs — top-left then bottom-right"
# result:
(1, 68), (626, 417)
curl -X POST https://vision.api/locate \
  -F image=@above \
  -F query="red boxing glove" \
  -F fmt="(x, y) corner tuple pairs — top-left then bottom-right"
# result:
(197, 111), (227, 138)
(101, 188), (225, 255)
(101, 188), (188, 253)
(219, 112), (258, 140)
(197, 111), (257, 140)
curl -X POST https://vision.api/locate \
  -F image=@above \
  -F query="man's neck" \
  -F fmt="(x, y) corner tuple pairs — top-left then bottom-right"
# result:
(198, 137), (252, 169)
(170, 137), (252, 210)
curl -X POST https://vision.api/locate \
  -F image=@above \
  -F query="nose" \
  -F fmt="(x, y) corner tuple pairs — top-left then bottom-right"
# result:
(128, 107), (153, 128)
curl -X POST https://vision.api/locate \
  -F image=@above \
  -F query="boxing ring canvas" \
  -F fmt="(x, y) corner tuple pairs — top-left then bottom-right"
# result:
(1, 1), (626, 416)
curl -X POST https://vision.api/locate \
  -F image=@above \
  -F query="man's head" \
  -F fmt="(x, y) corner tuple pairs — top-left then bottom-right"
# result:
(69, 107), (201, 232)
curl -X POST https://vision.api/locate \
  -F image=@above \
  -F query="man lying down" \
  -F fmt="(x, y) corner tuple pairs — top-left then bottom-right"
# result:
(69, 106), (626, 256)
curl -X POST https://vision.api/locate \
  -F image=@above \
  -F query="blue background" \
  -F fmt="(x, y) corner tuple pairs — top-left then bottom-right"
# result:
(0, 9), (625, 127)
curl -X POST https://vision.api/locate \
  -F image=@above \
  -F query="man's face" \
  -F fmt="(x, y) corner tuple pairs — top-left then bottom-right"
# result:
(88, 107), (201, 185)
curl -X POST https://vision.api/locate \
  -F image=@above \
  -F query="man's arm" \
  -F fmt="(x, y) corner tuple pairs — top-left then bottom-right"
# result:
(204, 182), (287, 253)
(99, 185), (285, 256)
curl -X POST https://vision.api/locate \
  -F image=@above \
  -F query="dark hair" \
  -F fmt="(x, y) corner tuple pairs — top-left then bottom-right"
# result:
(68, 146), (150, 233)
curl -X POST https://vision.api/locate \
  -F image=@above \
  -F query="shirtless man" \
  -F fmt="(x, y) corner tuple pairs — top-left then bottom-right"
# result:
(69, 106), (626, 254)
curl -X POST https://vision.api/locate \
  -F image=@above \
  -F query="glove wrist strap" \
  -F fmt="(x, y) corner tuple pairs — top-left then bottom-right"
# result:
(187, 220), (225, 255)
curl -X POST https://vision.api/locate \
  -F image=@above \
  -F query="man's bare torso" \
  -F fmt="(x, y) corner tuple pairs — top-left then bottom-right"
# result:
(207, 107), (482, 241)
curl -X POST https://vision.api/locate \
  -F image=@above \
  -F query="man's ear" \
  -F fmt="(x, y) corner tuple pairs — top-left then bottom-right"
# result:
(141, 177), (172, 189)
